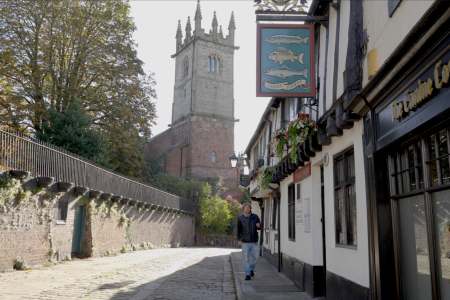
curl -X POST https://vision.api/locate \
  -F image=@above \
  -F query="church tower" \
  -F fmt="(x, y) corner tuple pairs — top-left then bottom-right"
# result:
(146, 1), (239, 197)
(171, 1), (237, 125)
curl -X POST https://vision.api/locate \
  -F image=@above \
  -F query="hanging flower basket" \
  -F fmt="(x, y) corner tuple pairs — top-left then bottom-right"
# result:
(274, 113), (317, 163)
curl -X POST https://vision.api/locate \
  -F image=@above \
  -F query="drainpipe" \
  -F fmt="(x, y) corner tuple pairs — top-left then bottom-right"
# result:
(277, 196), (281, 272)
(259, 202), (264, 257)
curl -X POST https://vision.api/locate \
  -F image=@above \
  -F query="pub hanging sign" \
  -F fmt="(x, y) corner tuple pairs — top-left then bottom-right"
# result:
(257, 24), (315, 97)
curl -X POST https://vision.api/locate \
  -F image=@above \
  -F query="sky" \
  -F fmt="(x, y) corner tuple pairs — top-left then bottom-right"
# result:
(129, 0), (270, 153)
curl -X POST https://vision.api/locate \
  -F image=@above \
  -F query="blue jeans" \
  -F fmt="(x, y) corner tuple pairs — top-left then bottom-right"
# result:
(241, 242), (258, 276)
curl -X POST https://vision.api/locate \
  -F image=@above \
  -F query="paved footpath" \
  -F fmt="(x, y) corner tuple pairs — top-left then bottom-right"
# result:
(231, 252), (321, 300)
(0, 248), (239, 300)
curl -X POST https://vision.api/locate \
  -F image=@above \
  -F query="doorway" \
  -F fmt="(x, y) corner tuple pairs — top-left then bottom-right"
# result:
(72, 205), (86, 257)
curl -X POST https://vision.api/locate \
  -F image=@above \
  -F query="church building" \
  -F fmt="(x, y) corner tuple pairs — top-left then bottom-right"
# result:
(145, 1), (239, 197)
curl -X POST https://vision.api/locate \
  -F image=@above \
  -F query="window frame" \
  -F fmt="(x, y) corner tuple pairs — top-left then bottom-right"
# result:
(334, 146), (357, 248)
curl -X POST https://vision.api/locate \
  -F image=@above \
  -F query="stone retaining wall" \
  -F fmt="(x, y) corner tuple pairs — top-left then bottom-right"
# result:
(0, 172), (194, 272)
(195, 233), (240, 248)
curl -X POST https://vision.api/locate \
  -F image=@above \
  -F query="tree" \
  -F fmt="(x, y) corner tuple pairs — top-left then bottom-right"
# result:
(198, 183), (240, 235)
(0, 0), (156, 176)
(36, 101), (108, 164)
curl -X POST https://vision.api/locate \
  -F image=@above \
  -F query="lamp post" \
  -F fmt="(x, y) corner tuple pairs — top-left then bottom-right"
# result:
(229, 152), (249, 189)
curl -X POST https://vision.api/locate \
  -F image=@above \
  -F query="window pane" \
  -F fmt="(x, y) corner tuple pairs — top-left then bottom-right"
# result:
(408, 146), (417, 191)
(438, 130), (450, 184)
(429, 134), (439, 186)
(432, 190), (450, 299)
(335, 189), (344, 244)
(346, 184), (357, 246)
(346, 151), (355, 179)
(398, 195), (432, 300)
(415, 142), (424, 190)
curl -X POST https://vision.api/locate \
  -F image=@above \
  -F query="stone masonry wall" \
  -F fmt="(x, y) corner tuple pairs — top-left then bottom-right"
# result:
(0, 172), (195, 272)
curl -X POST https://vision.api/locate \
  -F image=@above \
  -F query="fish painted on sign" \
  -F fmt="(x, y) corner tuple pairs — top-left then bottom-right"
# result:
(265, 67), (308, 79)
(265, 35), (309, 45)
(264, 79), (308, 91)
(268, 48), (304, 64)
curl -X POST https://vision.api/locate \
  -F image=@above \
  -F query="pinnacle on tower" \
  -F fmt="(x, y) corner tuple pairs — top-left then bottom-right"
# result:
(228, 11), (236, 32)
(194, 0), (202, 34)
(219, 25), (224, 39)
(185, 16), (192, 41)
(176, 20), (183, 51)
(228, 11), (236, 42)
(211, 11), (218, 36)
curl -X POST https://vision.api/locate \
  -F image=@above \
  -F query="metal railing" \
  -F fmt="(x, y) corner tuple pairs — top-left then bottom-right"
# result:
(0, 128), (193, 212)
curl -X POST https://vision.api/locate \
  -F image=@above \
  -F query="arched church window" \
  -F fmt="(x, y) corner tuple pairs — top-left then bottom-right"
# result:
(208, 55), (221, 74)
(210, 151), (217, 163)
(183, 57), (189, 78)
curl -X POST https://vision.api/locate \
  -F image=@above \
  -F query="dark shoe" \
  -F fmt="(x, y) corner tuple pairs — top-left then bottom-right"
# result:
(250, 270), (255, 277)
(245, 275), (251, 280)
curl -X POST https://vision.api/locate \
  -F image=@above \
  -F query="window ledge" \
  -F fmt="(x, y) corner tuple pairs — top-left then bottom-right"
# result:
(336, 244), (357, 250)
(55, 220), (66, 225)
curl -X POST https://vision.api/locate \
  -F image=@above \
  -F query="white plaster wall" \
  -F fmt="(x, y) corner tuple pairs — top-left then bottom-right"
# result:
(362, 0), (433, 86)
(321, 120), (370, 288)
(279, 169), (323, 266)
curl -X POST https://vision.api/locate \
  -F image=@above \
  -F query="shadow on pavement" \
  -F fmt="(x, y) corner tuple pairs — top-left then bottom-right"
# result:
(109, 253), (235, 300)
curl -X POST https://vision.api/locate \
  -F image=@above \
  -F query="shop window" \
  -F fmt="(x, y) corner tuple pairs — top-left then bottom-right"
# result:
(334, 147), (357, 247)
(389, 141), (424, 195)
(288, 184), (296, 241)
(56, 197), (69, 222)
(428, 129), (450, 186)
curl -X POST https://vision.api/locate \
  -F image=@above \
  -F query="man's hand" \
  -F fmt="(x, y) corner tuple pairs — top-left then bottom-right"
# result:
(256, 222), (261, 229)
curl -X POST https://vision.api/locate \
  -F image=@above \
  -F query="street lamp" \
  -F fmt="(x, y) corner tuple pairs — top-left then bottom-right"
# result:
(229, 152), (249, 175)
(229, 153), (238, 168)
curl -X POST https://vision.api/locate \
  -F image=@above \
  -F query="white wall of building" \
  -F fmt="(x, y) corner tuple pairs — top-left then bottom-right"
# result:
(279, 165), (324, 266)
(362, 0), (433, 86)
(321, 120), (370, 288)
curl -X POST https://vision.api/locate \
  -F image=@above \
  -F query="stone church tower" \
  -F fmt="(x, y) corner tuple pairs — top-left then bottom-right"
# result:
(145, 1), (239, 197)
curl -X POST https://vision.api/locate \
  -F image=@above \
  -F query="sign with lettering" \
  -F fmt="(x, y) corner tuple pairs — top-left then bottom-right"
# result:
(376, 45), (450, 147)
(392, 58), (450, 120)
(257, 24), (315, 97)
(294, 163), (311, 183)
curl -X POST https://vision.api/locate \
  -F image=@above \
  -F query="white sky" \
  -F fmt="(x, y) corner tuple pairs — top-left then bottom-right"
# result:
(130, 0), (270, 153)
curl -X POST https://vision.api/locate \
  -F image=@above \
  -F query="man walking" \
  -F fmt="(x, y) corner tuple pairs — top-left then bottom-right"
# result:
(237, 203), (261, 281)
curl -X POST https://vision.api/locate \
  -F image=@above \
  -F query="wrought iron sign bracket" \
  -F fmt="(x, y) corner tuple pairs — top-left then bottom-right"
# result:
(255, 0), (328, 24)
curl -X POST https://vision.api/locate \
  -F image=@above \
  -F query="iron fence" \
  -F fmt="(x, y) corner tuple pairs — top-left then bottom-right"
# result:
(0, 128), (194, 212)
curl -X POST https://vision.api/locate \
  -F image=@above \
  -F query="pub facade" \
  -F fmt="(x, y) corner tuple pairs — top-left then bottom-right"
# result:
(246, 0), (449, 299)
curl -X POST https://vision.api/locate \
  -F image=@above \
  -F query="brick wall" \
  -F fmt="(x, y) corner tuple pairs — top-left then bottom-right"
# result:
(0, 174), (195, 272)
(0, 194), (50, 270)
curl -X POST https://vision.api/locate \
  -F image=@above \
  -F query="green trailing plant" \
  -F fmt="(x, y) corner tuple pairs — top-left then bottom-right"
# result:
(0, 173), (31, 209)
(259, 166), (276, 190)
(118, 213), (130, 228)
(274, 128), (288, 158)
(13, 257), (29, 270)
(274, 113), (317, 162)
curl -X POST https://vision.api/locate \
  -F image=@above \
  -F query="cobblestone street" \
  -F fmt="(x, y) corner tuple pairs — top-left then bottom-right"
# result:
(0, 248), (238, 300)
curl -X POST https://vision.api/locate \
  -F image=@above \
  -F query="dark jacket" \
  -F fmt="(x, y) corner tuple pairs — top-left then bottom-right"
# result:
(237, 213), (260, 243)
